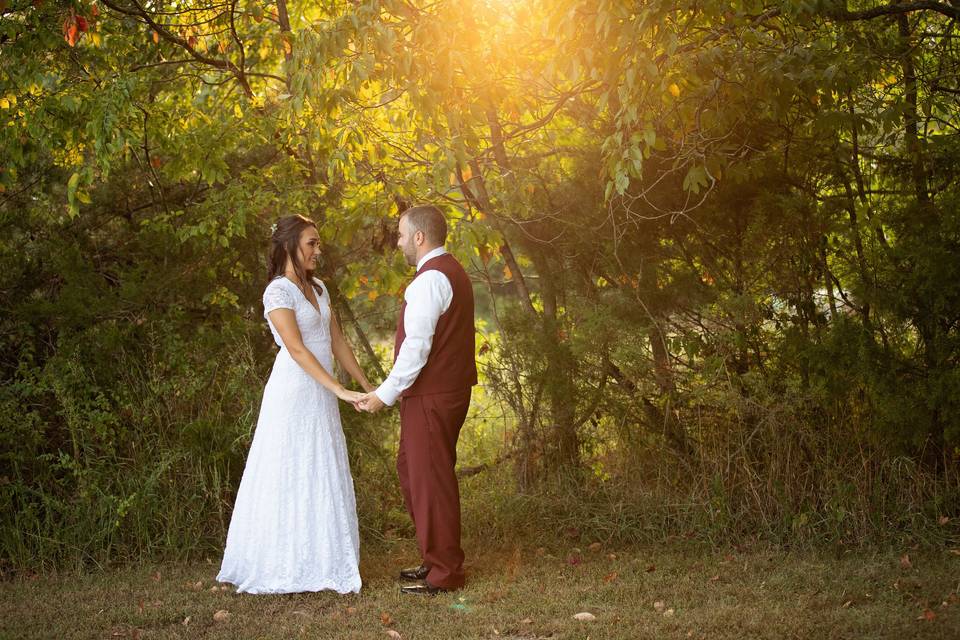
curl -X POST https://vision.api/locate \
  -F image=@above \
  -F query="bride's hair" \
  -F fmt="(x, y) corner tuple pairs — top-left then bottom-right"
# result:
(267, 214), (323, 298)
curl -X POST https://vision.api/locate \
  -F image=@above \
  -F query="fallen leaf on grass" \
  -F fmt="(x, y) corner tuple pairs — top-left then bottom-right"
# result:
(380, 612), (393, 626)
(520, 618), (533, 624)
(842, 600), (853, 608)
(938, 516), (949, 525)
(646, 564), (656, 573)
(182, 616), (191, 626)
(900, 554), (912, 569)
(188, 580), (203, 591)
(918, 609), (936, 621)
(151, 571), (161, 582)
(588, 542), (602, 552)
(654, 600), (666, 613)
(709, 575), (721, 582)
(663, 608), (675, 617)
(607, 553), (617, 560)
(346, 606), (357, 615)
(603, 571), (619, 583)
(213, 609), (231, 622)
(385, 631), (402, 639)
(567, 549), (583, 565)
(572, 612), (596, 621)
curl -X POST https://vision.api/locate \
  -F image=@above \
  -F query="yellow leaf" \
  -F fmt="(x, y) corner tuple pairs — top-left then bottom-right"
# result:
(886, 74), (897, 84)
(152, 30), (159, 44)
(234, 104), (243, 119)
(90, 32), (101, 47)
(668, 83), (680, 98)
(461, 165), (472, 181)
(0, 98), (8, 110)
(282, 36), (292, 55)
(367, 290), (379, 301)
(503, 265), (513, 280)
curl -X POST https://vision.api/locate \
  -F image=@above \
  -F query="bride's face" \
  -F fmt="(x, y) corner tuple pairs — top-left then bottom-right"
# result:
(297, 226), (321, 270)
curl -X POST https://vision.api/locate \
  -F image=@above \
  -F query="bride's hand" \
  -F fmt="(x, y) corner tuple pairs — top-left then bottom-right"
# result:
(335, 387), (364, 404)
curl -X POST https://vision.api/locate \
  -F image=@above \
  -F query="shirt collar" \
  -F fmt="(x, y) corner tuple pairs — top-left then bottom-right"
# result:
(416, 246), (447, 272)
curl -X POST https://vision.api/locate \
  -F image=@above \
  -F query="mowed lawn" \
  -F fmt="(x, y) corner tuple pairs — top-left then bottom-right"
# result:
(2, 540), (958, 639)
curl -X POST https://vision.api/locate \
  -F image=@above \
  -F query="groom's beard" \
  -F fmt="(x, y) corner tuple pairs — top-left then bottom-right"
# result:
(402, 243), (417, 266)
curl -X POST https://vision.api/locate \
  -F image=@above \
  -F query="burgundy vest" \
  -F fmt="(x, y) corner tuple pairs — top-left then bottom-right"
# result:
(394, 252), (477, 397)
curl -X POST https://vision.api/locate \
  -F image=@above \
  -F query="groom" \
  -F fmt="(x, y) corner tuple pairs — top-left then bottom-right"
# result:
(358, 204), (477, 595)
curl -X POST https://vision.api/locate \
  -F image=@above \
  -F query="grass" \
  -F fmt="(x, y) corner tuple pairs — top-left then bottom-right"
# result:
(2, 538), (959, 639)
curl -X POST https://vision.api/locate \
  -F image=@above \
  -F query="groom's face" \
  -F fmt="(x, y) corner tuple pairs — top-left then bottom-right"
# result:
(397, 216), (420, 266)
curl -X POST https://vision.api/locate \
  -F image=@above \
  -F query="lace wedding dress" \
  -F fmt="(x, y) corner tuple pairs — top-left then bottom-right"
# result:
(217, 276), (361, 594)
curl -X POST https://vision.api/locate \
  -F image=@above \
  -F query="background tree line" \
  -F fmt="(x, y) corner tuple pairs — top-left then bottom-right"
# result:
(1, 0), (958, 570)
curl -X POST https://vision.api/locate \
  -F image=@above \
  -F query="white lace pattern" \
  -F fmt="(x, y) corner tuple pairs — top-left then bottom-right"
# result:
(217, 277), (361, 594)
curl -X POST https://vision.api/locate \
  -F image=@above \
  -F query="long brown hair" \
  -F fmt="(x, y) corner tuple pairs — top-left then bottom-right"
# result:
(267, 214), (323, 298)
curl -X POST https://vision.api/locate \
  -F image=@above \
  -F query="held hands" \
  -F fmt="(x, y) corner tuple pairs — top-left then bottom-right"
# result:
(356, 392), (386, 413)
(335, 387), (366, 406)
(335, 384), (386, 413)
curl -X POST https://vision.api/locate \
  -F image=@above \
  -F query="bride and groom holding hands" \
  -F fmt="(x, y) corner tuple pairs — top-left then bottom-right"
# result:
(216, 204), (476, 596)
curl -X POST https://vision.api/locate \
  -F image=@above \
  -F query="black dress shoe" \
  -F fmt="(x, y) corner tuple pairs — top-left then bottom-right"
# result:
(400, 581), (449, 596)
(399, 563), (430, 581)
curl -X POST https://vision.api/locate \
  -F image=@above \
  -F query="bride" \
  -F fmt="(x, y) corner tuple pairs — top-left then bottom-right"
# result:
(217, 214), (373, 594)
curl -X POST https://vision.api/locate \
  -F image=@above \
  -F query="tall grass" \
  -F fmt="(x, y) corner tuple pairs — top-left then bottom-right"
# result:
(3, 318), (958, 574)
(462, 381), (960, 550)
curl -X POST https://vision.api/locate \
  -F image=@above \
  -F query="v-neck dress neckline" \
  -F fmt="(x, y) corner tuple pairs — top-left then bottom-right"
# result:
(281, 276), (321, 315)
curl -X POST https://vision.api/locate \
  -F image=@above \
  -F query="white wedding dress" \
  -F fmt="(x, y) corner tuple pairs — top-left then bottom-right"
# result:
(217, 276), (362, 594)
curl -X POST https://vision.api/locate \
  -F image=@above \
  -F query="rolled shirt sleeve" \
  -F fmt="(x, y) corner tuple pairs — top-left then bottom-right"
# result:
(375, 269), (453, 406)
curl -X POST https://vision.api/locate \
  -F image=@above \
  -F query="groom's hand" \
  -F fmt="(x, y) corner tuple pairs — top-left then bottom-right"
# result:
(358, 392), (386, 413)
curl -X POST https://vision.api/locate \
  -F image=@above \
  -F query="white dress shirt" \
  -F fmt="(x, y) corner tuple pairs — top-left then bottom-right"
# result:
(375, 246), (454, 406)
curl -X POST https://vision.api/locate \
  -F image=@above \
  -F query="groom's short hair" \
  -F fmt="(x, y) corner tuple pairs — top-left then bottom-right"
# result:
(401, 205), (447, 246)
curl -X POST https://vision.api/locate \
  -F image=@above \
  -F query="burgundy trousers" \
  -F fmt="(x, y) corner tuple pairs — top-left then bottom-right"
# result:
(397, 388), (472, 589)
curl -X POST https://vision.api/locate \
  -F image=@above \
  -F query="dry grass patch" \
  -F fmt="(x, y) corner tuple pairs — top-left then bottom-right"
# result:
(2, 541), (958, 639)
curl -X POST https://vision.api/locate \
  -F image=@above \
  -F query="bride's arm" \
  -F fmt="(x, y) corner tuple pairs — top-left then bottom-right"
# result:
(330, 313), (375, 393)
(269, 308), (364, 403)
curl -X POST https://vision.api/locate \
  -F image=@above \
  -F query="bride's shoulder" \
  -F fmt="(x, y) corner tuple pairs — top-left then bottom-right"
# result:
(267, 275), (290, 286)
(264, 276), (293, 295)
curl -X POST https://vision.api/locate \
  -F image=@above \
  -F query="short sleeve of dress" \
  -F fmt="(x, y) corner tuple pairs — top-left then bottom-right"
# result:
(263, 280), (295, 315)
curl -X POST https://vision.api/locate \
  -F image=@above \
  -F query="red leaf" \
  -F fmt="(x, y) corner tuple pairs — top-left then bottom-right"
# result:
(76, 16), (88, 32)
(64, 22), (78, 47)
